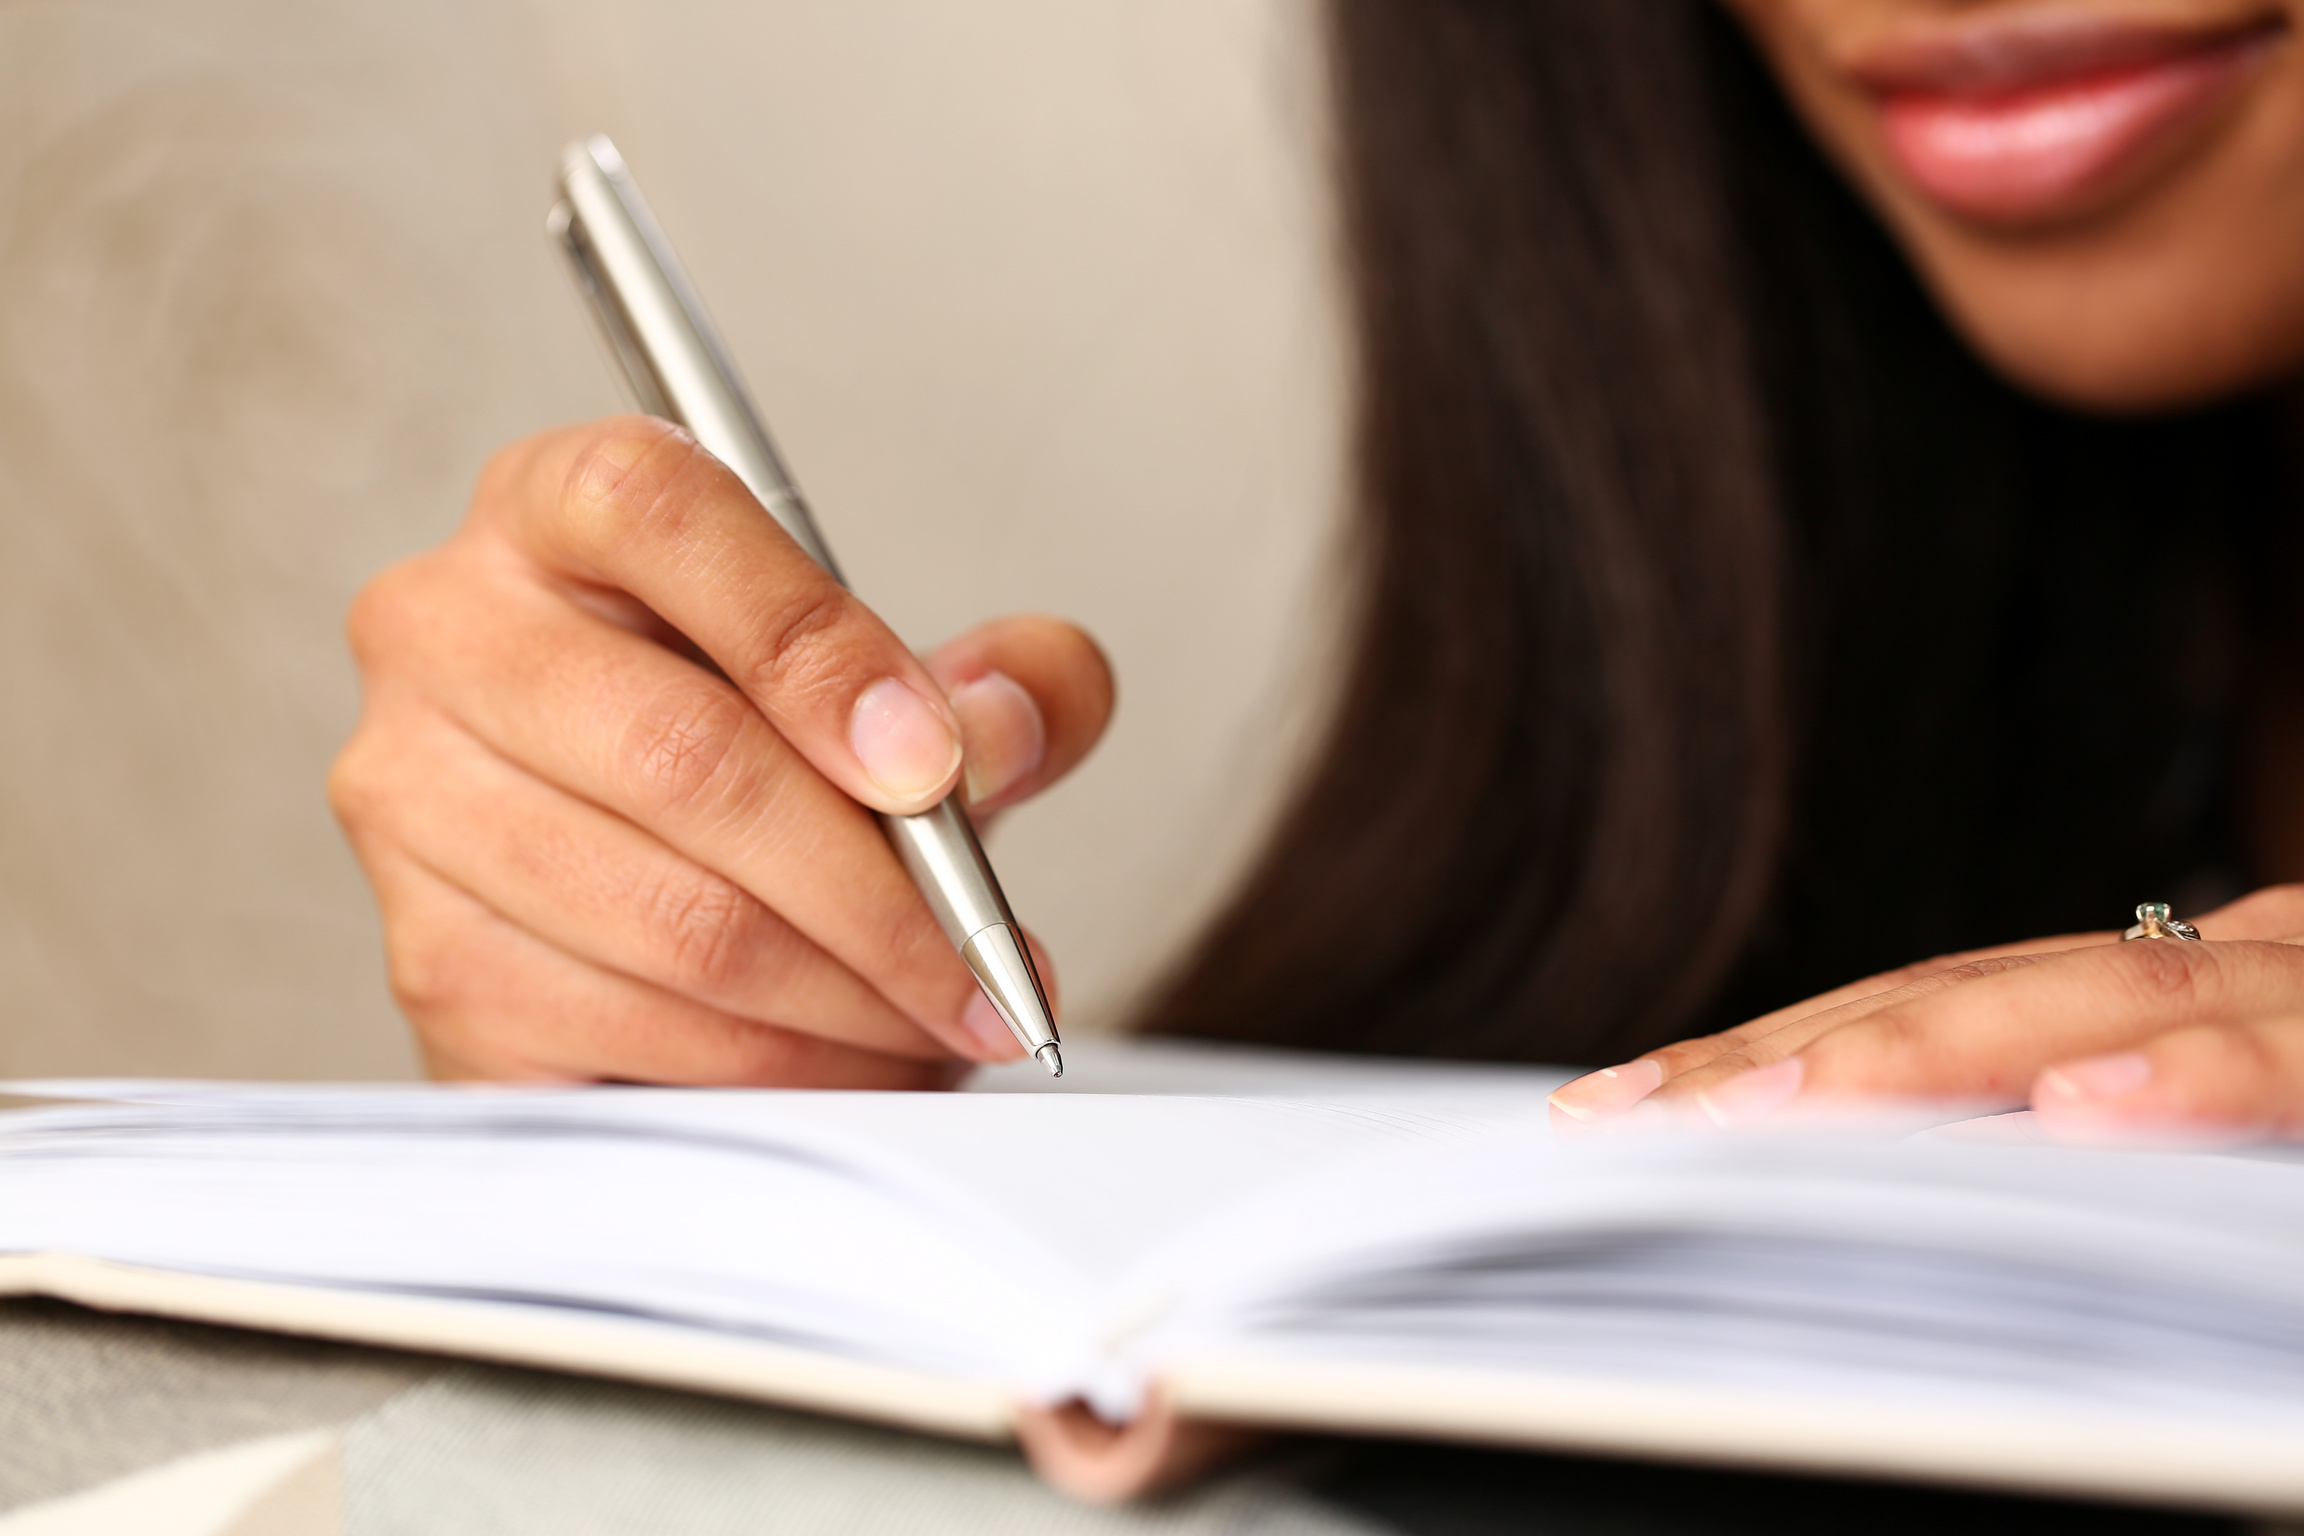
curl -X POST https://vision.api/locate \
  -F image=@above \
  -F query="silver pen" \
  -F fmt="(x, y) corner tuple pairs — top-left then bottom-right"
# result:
(549, 135), (1062, 1077)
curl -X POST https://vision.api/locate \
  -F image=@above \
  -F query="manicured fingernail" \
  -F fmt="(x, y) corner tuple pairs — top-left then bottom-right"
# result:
(2036, 1051), (2151, 1104)
(959, 991), (1026, 1061)
(949, 671), (1047, 810)
(850, 678), (962, 805)
(1695, 1056), (1804, 1129)
(1548, 1058), (1664, 1125)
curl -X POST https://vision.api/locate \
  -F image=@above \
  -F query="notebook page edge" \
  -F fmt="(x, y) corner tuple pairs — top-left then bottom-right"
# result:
(0, 1252), (1016, 1442)
(1156, 1352), (2304, 1518)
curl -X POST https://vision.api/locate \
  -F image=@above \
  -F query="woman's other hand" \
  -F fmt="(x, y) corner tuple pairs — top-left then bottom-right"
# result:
(330, 417), (1113, 1086)
(1549, 886), (2304, 1146)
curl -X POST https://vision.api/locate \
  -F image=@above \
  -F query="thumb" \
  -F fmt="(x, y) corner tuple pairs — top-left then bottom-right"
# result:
(946, 670), (1048, 815)
(928, 615), (1115, 816)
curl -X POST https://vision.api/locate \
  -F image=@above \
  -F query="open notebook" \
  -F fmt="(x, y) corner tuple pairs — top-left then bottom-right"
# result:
(3, 1040), (2301, 1513)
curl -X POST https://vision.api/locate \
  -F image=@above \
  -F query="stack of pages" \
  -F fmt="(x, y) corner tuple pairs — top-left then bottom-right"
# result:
(2, 1042), (2300, 1513)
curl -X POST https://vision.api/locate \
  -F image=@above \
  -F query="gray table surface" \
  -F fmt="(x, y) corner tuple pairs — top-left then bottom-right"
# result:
(0, 1297), (1397, 1536)
(4, 1297), (2277, 1536)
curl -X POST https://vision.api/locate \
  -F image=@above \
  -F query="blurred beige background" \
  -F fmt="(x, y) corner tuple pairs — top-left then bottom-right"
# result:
(0, 0), (1345, 1078)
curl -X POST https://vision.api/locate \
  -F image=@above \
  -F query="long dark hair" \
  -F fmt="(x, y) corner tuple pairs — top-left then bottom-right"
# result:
(1135, 0), (2275, 1064)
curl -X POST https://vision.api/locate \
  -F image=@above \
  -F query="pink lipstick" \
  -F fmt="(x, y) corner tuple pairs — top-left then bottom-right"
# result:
(1850, 14), (2285, 225)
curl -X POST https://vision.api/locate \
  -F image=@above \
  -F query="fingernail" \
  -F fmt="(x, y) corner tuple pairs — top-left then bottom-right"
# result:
(1548, 1058), (1664, 1125)
(959, 991), (1026, 1061)
(850, 678), (962, 805)
(1695, 1056), (1804, 1129)
(949, 671), (1047, 809)
(2036, 1051), (2151, 1104)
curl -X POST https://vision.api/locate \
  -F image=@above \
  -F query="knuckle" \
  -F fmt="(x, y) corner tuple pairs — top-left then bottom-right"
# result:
(1648, 1036), (1727, 1075)
(2110, 934), (2211, 1010)
(384, 918), (467, 1024)
(620, 682), (755, 821)
(560, 419), (702, 557)
(1895, 953), (1968, 985)
(343, 560), (426, 668)
(1859, 1002), (1937, 1073)
(743, 582), (865, 706)
(1668, 1046), (1768, 1101)
(643, 869), (768, 998)
(325, 742), (386, 834)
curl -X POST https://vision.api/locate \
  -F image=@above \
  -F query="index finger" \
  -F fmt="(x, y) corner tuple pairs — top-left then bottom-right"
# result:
(2187, 883), (2304, 941)
(1662, 937), (2304, 1125)
(1602, 930), (2114, 1092)
(486, 417), (965, 816)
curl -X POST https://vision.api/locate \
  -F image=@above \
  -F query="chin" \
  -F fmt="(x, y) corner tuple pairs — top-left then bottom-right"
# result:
(1942, 285), (2304, 416)
(1858, 136), (2304, 416)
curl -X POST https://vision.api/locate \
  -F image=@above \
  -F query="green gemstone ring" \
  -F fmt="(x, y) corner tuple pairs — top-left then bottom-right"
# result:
(2121, 902), (2202, 942)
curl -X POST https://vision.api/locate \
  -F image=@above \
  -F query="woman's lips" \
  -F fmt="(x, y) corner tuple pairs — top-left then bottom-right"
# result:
(1852, 20), (2283, 225)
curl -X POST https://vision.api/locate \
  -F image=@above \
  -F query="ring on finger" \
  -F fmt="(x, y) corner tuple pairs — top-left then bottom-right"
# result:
(2122, 901), (2202, 943)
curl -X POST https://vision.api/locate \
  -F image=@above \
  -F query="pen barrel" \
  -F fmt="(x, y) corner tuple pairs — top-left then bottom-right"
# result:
(881, 798), (1015, 946)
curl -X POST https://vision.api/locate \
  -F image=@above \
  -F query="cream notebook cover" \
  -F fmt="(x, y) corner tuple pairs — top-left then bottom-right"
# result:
(2, 1042), (2300, 1514)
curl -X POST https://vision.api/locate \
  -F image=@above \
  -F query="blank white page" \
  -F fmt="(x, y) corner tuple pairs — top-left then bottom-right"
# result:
(0, 1084), (1547, 1391)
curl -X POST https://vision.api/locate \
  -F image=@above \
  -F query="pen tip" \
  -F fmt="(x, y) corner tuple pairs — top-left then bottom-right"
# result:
(961, 923), (1061, 1062)
(1036, 1043), (1063, 1079)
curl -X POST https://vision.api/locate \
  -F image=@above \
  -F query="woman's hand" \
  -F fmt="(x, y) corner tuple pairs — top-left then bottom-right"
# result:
(1548, 886), (2304, 1145)
(329, 417), (1113, 1087)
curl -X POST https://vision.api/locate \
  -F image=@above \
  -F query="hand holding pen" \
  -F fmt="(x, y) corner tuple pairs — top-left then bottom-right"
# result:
(328, 153), (1112, 1087)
